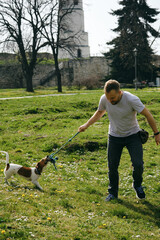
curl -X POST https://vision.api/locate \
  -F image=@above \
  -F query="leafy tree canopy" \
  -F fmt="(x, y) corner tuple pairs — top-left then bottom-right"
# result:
(105, 0), (159, 84)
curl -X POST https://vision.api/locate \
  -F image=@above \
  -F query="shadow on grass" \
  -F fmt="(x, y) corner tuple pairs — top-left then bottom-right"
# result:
(119, 199), (160, 227)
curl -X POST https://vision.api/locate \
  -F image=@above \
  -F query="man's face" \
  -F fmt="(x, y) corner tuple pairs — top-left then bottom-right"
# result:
(106, 89), (122, 105)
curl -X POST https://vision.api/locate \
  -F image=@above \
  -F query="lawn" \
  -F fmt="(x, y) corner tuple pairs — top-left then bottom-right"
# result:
(0, 88), (160, 240)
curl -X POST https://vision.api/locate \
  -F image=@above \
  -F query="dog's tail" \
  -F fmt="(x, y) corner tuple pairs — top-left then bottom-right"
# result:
(0, 151), (9, 165)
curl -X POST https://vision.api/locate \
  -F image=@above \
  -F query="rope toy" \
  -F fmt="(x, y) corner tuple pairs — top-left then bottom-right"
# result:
(48, 132), (80, 170)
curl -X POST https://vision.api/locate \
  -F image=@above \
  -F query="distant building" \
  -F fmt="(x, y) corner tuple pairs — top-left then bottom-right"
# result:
(153, 55), (160, 86)
(153, 55), (160, 70)
(58, 0), (90, 59)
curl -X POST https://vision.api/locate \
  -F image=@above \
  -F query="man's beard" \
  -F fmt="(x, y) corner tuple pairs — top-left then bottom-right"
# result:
(111, 94), (122, 105)
(111, 101), (119, 105)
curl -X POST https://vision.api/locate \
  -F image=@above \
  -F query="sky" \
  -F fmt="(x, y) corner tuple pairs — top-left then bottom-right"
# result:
(83, 0), (160, 56)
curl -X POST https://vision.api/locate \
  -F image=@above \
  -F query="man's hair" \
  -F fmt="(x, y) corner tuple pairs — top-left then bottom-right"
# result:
(104, 80), (120, 93)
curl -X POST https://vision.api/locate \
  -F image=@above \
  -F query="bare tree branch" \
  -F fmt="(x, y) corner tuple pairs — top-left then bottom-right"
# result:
(0, 0), (84, 92)
(0, 0), (53, 92)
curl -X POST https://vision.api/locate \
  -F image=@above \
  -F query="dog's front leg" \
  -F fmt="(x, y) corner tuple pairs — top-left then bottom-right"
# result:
(4, 178), (9, 185)
(32, 180), (43, 191)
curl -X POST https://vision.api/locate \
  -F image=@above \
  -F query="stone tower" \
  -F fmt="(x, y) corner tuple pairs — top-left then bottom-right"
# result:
(59, 0), (90, 59)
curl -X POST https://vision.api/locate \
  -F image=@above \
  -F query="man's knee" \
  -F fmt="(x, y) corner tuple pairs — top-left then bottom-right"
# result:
(133, 163), (144, 174)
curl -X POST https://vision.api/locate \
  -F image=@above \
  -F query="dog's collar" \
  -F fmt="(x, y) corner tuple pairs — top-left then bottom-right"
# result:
(35, 168), (41, 175)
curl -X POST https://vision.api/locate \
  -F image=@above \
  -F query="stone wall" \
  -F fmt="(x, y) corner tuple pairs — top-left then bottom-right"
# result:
(61, 57), (110, 88)
(0, 57), (109, 89)
(0, 65), (24, 89)
(0, 64), (56, 89)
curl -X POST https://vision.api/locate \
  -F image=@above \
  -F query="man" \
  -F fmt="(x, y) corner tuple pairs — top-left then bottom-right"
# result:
(78, 80), (160, 201)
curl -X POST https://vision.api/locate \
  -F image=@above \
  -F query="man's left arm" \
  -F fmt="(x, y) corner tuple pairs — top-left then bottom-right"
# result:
(140, 107), (160, 145)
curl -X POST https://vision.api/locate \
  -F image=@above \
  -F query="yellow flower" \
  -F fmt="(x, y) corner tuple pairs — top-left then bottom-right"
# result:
(47, 217), (51, 221)
(55, 190), (64, 193)
(123, 216), (126, 219)
(1, 169), (4, 172)
(98, 225), (104, 229)
(98, 224), (107, 229)
(1, 230), (6, 234)
(22, 194), (25, 197)
(97, 203), (100, 206)
(30, 194), (33, 197)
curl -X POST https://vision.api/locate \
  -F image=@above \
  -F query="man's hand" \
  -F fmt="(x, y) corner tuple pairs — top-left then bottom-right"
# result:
(140, 108), (159, 145)
(78, 123), (88, 132)
(154, 134), (160, 145)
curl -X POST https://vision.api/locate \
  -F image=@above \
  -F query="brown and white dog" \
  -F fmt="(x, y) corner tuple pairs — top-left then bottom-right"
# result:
(0, 151), (51, 190)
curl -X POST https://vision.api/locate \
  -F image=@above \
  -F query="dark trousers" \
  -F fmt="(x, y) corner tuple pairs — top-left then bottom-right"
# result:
(107, 133), (143, 197)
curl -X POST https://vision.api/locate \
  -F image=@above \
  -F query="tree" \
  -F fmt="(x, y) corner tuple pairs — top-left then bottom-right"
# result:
(0, 0), (81, 92)
(105, 0), (159, 84)
(0, 0), (48, 92)
(36, 0), (79, 92)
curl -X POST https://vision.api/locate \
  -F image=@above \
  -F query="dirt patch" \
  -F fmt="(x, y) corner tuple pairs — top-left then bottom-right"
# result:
(66, 141), (101, 153)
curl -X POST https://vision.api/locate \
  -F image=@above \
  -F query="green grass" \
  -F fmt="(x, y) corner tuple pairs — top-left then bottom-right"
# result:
(0, 87), (103, 98)
(0, 88), (160, 239)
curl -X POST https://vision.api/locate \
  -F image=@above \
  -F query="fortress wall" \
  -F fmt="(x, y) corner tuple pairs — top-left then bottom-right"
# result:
(0, 57), (109, 89)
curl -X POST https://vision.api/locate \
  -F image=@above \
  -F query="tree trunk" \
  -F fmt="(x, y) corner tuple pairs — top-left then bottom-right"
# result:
(56, 68), (62, 93)
(54, 56), (62, 92)
(25, 73), (34, 92)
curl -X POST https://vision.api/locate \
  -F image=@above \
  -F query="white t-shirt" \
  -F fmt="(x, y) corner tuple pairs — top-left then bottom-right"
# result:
(98, 91), (145, 137)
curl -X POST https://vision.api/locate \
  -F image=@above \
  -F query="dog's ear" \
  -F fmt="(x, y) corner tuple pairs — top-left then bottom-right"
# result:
(36, 162), (40, 169)
(35, 162), (42, 175)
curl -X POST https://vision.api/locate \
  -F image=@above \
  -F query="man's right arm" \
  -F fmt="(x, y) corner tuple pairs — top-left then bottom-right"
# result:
(78, 110), (106, 132)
